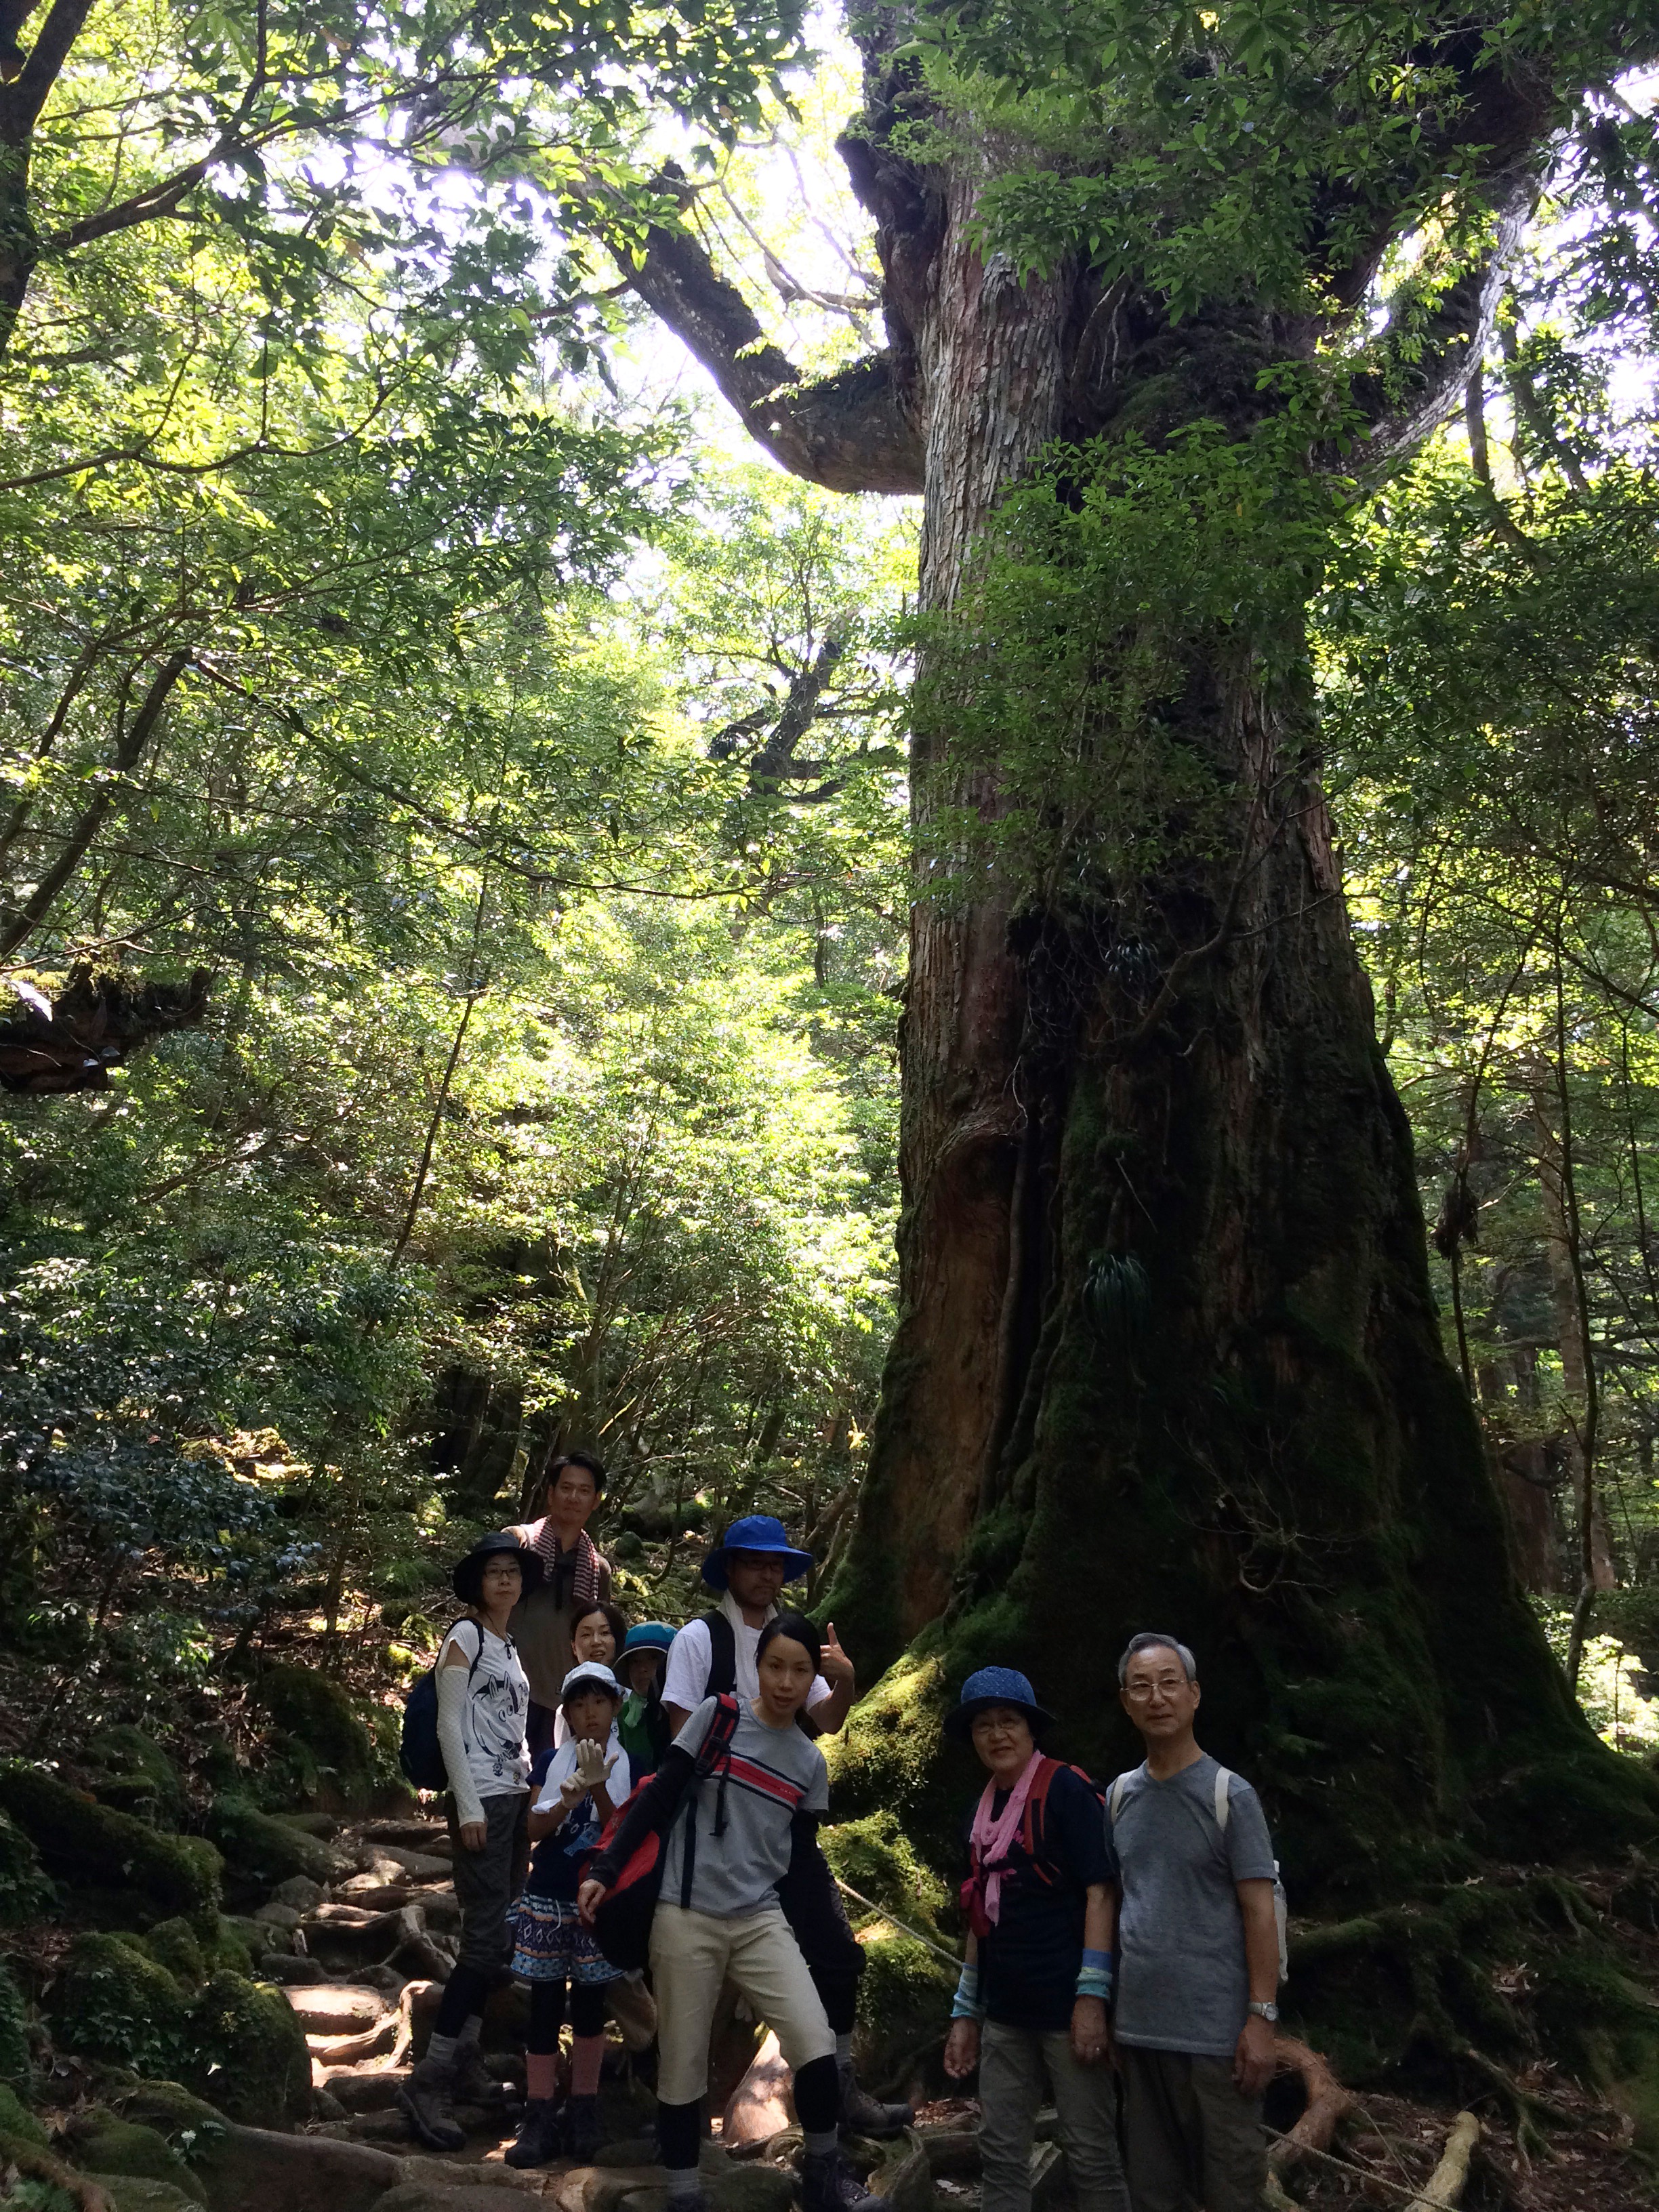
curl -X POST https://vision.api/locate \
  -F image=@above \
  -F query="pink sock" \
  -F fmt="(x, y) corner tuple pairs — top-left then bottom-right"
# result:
(571, 2034), (605, 2097)
(527, 2051), (558, 2100)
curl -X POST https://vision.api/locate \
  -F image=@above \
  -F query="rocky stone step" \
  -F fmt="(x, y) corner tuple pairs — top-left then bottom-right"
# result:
(286, 1986), (389, 2038)
(354, 1822), (452, 1853)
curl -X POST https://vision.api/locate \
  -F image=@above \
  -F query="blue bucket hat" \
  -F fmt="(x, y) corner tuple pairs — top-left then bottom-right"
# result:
(619, 1622), (676, 1657)
(943, 1666), (1055, 1742)
(701, 1513), (813, 1593)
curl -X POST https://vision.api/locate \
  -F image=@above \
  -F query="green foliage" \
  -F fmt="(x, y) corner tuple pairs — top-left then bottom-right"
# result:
(0, 1960), (29, 2091)
(47, 1936), (193, 2081)
(0, 1814), (53, 1927)
(910, 407), (1343, 905)
(45, 1938), (308, 2128)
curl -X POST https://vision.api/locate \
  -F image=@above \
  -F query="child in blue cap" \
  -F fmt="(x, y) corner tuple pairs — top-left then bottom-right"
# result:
(617, 1620), (675, 1776)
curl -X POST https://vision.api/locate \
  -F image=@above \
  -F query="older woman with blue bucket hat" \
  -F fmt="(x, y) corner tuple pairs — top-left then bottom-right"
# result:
(943, 1666), (1130, 2212)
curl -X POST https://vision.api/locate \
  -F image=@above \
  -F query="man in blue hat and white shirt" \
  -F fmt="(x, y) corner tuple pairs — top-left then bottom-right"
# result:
(662, 1513), (855, 1735)
(661, 1513), (908, 2138)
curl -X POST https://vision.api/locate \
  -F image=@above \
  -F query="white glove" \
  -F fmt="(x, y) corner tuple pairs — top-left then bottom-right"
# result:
(573, 1738), (618, 1790)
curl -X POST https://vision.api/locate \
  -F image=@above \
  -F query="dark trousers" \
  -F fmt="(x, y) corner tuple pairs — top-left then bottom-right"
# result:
(776, 1835), (862, 2036)
(1119, 2045), (1265, 2212)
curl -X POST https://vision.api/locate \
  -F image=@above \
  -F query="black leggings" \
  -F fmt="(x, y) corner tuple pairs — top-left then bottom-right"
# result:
(657, 2056), (838, 2173)
(529, 1976), (608, 2053)
(434, 1961), (493, 2039)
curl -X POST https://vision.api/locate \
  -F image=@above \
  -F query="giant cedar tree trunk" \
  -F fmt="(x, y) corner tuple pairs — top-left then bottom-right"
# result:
(611, 25), (1659, 1898)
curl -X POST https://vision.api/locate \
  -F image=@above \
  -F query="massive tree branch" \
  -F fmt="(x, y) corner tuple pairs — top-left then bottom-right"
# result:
(603, 199), (923, 496)
(1354, 163), (1537, 472)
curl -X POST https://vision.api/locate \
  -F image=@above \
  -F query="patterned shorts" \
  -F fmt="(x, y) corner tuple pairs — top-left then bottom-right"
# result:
(511, 1891), (615, 1984)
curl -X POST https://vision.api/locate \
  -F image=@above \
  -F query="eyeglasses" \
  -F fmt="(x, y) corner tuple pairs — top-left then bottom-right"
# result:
(1122, 1677), (1189, 1700)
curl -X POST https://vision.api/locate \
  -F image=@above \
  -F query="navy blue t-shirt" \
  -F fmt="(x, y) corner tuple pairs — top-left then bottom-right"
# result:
(962, 1763), (1115, 2032)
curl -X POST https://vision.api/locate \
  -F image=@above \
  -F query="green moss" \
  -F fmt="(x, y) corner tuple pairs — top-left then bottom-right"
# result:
(0, 2084), (47, 2146)
(60, 2114), (205, 2205)
(0, 1765), (220, 1926)
(110, 2079), (228, 2162)
(0, 1957), (28, 2089)
(178, 1971), (311, 2128)
(85, 1729), (188, 1831)
(142, 1920), (207, 1989)
(47, 1936), (192, 2079)
(204, 1793), (335, 1896)
(202, 1918), (255, 1978)
(252, 1665), (375, 1807)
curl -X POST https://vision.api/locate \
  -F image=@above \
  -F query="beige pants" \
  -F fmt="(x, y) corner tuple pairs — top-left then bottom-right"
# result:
(650, 1900), (835, 2106)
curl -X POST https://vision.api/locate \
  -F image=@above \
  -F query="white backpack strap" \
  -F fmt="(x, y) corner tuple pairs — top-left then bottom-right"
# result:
(1213, 1765), (1231, 1833)
(1108, 1773), (1128, 1822)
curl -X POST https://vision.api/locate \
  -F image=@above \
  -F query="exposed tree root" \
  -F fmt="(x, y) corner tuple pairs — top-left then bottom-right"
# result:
(1, 2135), (116, 2212)
(1269, 2034), (1355, 2175)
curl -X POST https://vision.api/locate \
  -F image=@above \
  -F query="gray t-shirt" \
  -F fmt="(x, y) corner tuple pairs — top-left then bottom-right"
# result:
(1110, 1754), (1276, 2057)
(659, 1696), (830, 1919)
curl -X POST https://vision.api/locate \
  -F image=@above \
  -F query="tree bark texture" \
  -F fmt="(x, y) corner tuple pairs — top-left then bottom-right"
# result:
(608, 14), (1659, 1889)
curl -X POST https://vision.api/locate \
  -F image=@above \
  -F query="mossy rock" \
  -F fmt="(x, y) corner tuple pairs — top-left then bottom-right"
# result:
(85, 1730), (188, 1832)
(180, 1971), (311, 2128)
(203, 1919), (255, 1979)
(60, 2113), (206, 2205)
(142, 1920), (207, 1989)
(205, 1795), (338, 1898)
(110, 2079), (228, 2160)
(0, 1765), (220, 1926)
(252, 1666), (375, 1807)
(85, 2177), (204, 2212)
(0, 2083), (47, 2146)
(0, 1810), (54, 1927)
(0, 1956), (29, 2089)
(821, 1809), (957, 2091)
(47, 1935), (193, 2080)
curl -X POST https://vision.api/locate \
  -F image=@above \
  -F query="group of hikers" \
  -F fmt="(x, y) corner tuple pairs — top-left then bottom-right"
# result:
(401, 1450), (1281, 2212)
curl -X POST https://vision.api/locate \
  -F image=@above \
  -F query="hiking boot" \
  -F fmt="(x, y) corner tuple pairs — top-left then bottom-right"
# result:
(801, 2149), (882, 2212)
(838, 2065), (912, 2139)
(452, 2040), (508, 2109)
(397, 2054), (466, 2152)
(563, 2092), (603, 2160)
(505, 2098), (565, 2169)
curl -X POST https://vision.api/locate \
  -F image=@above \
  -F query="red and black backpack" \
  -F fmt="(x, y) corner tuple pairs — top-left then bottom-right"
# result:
(587, 1693), (741, 1972)
(960, 1757), (1107, 1938)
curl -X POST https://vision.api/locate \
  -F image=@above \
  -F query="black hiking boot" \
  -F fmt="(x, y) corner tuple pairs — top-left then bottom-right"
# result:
(396, 2054), (466, 2152)
(563, 2092), (604, 2160)
(505, 2097), (565, 2168)
(838, 2065), (913, 2140)
(801, 2148), (883, 2212)
(452, 2040), (508, 2110)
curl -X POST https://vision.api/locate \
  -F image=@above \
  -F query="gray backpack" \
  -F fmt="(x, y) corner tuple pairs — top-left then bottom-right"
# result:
(1107, 1765), (1289, 1984)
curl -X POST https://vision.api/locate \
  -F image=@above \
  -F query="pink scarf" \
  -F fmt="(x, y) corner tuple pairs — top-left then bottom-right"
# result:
(962, 1750), (1044, 1935)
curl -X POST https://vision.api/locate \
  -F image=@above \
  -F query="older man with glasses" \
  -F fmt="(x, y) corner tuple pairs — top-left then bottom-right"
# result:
(1107, 1634), (1280, 2212)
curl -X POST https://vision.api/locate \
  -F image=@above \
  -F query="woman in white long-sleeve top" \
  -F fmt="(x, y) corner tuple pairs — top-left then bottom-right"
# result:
(398, 1532), (541, 2152)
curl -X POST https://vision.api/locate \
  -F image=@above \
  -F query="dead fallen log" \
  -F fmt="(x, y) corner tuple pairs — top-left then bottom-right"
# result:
(1409, 2113), (1479, 2211)
(1267, 2034), (1355, 2175)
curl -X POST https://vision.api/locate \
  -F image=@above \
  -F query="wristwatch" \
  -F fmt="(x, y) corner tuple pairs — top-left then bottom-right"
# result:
(1248, 2001), (1279, 2023)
